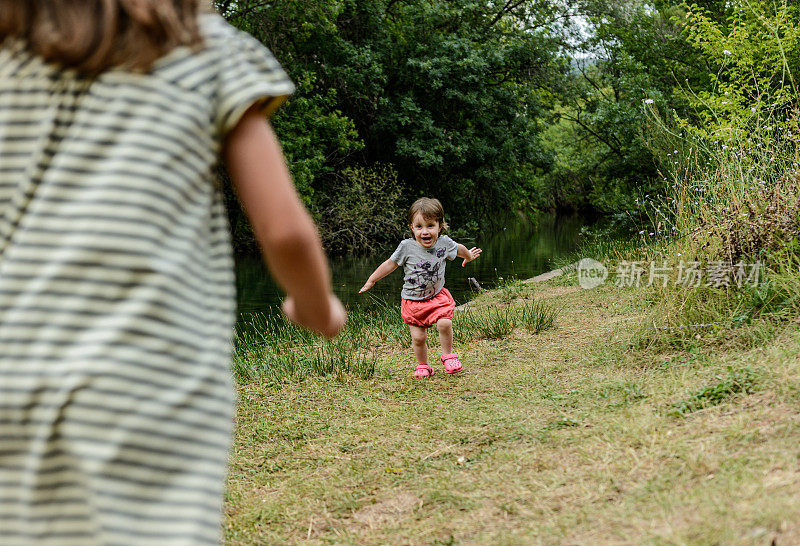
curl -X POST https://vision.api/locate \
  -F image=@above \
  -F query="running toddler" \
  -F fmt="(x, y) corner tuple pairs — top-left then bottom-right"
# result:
(360, 198), (481, 378)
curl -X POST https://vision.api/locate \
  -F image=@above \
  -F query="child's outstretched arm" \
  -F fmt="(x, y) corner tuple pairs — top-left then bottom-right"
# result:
(456, 244), (482, 267)
(225, 104), (345, 338)
(359, 259), (398, 293)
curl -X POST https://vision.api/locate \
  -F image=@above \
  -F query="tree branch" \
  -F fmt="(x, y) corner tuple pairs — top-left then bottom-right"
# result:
(486, 0), (528, 29)
(576, 62), (612, 101)
(561, 112), (625, 159)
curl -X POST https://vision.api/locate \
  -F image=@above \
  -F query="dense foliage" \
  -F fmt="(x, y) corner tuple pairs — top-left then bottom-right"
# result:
(216, 0), (568, 253)
(215, 0), (799, 254)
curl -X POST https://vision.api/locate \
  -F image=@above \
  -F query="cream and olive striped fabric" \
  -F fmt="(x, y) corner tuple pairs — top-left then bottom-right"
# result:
(0, 14), (292, 545)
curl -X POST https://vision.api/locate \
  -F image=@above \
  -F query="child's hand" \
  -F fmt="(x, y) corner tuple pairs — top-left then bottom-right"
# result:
(359, 280), (374, 293)
(462, 247), (482, 267)
(282, 295), (347, 338)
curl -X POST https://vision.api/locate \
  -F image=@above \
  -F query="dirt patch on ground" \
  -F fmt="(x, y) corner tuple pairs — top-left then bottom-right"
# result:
(534, 285), (581, 300)
(350, 492), (421, 529)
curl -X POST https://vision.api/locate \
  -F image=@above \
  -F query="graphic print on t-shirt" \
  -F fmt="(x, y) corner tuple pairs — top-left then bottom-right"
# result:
(408, 247), (448, 298)
(391, 235), (457, 300)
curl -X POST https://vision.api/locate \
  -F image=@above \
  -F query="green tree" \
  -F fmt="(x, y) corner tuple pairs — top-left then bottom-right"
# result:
(216, 0), (570, 253)
(536, 0), (729, 220)
(324, 0), (568, 225)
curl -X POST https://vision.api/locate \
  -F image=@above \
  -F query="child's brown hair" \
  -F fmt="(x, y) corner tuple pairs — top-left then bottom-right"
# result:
(0, 0), (206, 74)
(408, 197), (449, 234)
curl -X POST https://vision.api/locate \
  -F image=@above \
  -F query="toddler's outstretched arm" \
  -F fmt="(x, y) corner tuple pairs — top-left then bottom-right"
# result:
(359, 259), (398, 293)
(457, 244), (482, 267)
(225, 104), (345, 338)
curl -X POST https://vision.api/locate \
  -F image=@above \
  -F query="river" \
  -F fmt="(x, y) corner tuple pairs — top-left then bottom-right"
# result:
(234, 214), (583, 317)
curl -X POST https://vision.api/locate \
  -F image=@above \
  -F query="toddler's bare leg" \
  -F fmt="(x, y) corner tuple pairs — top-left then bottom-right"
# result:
(409, 325), (428, 367)
(437, 319), (453, 354)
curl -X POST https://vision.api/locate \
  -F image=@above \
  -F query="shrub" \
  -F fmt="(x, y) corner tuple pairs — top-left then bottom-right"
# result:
(314, 164), (406, 255)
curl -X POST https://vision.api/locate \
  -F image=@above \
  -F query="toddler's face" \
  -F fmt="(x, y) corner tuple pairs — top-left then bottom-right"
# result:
(410, 213), (440, 248)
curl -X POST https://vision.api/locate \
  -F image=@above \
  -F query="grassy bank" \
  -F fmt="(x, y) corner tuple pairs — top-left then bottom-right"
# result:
(224, 275), (800, 544)
(223, 6), (800, 541)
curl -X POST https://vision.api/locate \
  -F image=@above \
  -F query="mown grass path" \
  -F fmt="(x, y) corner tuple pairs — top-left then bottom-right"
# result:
(225, 283), (800, 545)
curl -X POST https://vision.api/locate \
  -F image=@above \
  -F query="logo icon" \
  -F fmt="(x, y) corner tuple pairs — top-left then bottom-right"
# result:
(577, 258), (607, 289)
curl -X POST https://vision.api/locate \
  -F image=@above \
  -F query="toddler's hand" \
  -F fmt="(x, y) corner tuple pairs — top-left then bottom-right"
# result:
(359, 280), (374, 293)
(282, 294), (346, 338)
(462, 247), (482, 267)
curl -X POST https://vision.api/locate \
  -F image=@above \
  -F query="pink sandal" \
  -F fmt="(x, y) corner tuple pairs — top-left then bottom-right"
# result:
(413, 364), (434, 378)
(441, 353), (463, 374)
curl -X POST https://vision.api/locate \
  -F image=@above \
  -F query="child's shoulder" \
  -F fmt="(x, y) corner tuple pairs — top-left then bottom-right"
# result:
(148, 14), (230, 81)
(390, 238), (416, 263)
(154, 14), (269, 71)
(198, 13), (255, 47)
(395, 238), (415, 250)
(391, 238), (413, 250)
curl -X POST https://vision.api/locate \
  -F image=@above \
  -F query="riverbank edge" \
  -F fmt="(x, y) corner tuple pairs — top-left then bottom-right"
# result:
(225, 274), (800, 544)
(456, 261), (577, 311)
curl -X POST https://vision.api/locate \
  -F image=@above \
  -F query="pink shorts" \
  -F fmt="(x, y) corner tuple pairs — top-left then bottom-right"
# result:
(401, 288), (456, 328)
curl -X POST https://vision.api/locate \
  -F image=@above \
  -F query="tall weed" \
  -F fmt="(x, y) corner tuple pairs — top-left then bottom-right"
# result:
(454, 300), (557, 342)
(233, 306), (394, 385)
(637, 1), (800, 342)
(456, 307), (517, 340)
(520, 300), (557, 333)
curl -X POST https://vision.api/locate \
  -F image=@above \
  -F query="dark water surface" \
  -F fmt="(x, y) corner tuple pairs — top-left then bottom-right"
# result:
(235, 214), (583, 316)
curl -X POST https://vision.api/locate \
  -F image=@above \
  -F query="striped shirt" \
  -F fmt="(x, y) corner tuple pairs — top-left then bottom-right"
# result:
(0, 14), (293, 545)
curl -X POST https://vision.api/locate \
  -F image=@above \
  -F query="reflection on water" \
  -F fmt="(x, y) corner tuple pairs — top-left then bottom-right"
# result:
(235, 214), (583, 316)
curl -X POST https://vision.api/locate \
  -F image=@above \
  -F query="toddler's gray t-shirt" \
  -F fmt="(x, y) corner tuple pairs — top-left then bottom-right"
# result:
(390, 235), (458, 300)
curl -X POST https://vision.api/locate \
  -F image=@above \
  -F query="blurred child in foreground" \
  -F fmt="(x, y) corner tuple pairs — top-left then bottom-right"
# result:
(0, 1), (344, 542)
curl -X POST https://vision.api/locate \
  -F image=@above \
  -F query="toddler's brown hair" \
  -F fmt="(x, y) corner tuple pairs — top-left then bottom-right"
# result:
(408, 197), (449, 234)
